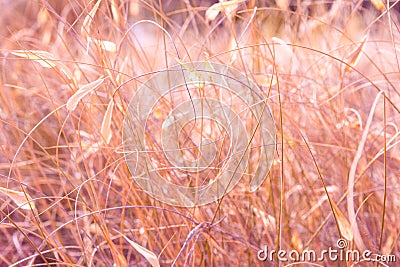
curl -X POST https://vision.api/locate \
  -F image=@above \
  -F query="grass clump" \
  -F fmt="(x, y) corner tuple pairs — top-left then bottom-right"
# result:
(0, 0), (399, 266)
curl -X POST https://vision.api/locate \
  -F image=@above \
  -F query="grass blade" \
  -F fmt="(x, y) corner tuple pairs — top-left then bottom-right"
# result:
(119, 232), (160, 267)
(11, 50), (57, 68)
(66, 76), (106, 111)
(100, 99), (114, 144)
(0, 187), (36, 211)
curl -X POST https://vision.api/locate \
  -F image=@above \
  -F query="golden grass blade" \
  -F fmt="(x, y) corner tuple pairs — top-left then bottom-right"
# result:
(66, 77), (106, 111)
(100, 99), (114, 144)
(11, 50), (57, 68)
(205, 5), (221, 22)
(90, 38), (117, 53)
(331, 201), (353, 241)
(81, 0), (102, 36)
(347, 91), (383, 251)
(11, 50), (74, 85)
(371, 0), (385, 11)
(345, 34), (368, 72)
(120, 233), (160, 267)
(110, 0), (120, 25)
(205, 0), (246, 22)
(0, 187), (36, 211)
(228, 36), (238, 61)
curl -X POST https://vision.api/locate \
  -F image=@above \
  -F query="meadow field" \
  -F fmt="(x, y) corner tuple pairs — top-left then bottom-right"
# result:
(0, 0), (399, 266)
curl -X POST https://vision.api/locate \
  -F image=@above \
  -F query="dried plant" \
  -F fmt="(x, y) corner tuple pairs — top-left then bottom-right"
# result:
(0, 0), (399, 266)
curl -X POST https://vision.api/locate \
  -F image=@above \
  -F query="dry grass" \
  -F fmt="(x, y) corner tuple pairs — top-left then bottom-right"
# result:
(0, 0), (400, 266)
